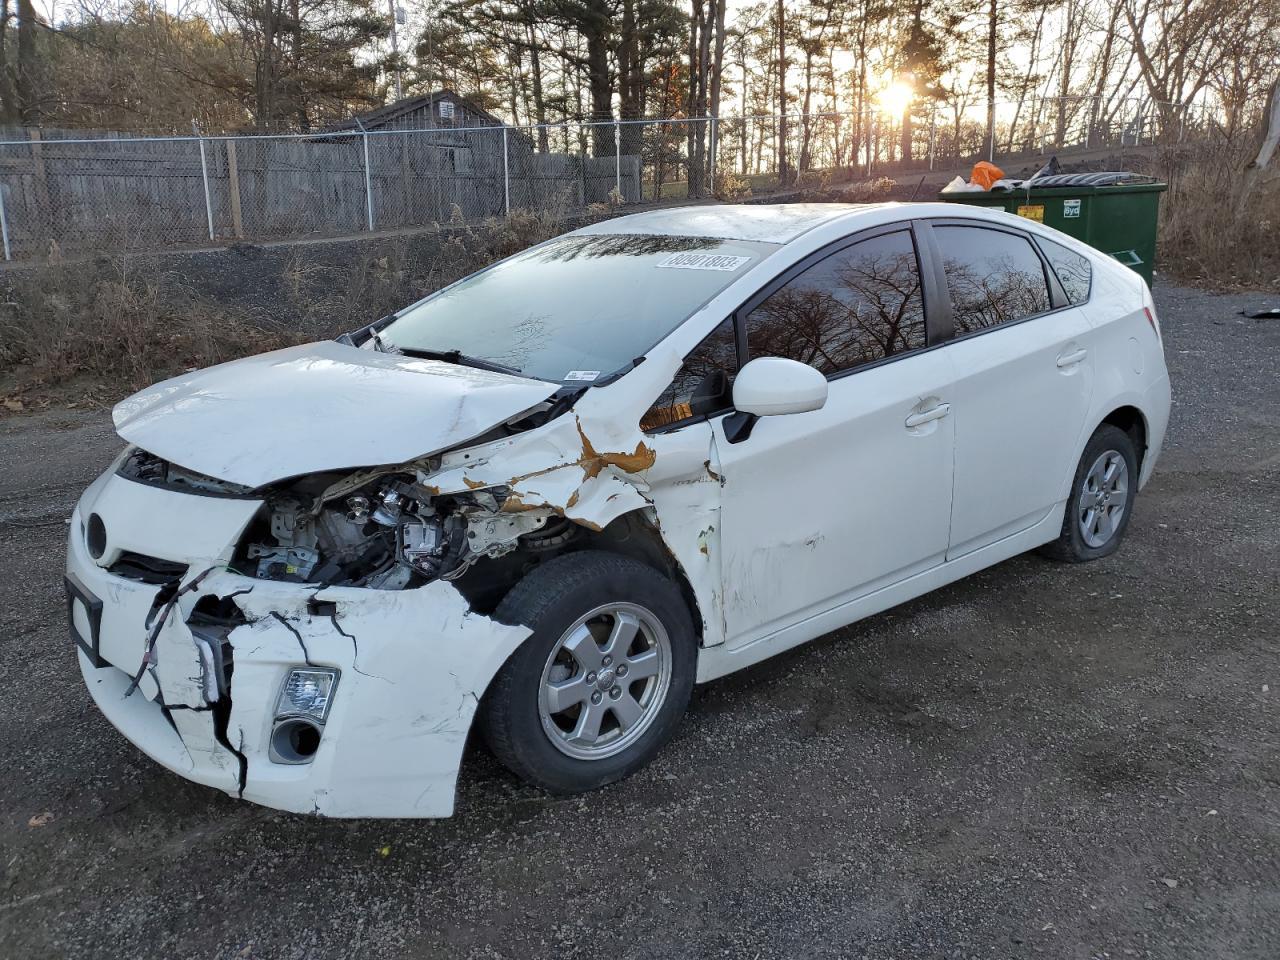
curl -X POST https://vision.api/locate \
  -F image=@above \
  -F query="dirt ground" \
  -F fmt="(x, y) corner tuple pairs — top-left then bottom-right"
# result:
(1, 282), (1277, 960)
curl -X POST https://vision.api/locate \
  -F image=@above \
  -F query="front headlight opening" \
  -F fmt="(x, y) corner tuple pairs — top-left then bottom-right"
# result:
(275, 668), (340, 723)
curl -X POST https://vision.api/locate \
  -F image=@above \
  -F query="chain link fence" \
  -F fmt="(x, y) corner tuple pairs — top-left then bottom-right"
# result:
(0, 97), (1217, 261)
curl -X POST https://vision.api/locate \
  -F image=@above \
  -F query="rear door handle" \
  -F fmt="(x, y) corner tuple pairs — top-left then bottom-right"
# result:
(905, 402), (951, 428)
(1056, 348), (1088, 368)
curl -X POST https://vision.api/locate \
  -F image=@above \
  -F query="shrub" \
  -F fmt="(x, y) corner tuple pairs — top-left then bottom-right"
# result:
(0, 209), (577, 405)
(713, 171), (752, 201)
(0, 259), (307, 403)
(1152, 136), (1280, 289)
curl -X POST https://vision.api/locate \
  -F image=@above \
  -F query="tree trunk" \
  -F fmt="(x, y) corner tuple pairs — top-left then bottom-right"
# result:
(709, 0), (725, 183)
(16, 0), (40, 125)
(528, 25), (548, 152)
(1238, 76), (1280, 215)
(777, 0), (788, 184)
(290, 0), (306, 131)
(799, 51), (814, 171)
(583, 0), (614, 156)
(984, 0), (997, 159)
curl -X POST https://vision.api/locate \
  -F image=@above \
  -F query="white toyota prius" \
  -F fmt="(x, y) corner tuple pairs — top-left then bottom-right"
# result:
(67, 202), (1171, 817)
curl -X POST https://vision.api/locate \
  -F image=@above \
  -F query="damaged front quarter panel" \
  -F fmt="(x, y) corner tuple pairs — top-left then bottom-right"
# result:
(418, 343), (728, 647)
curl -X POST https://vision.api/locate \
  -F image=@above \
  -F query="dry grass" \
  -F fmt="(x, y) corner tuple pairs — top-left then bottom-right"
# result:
(0, 210), (572, 409)
(1152, 134), (1280, 290)
(0, 259), (307, 407)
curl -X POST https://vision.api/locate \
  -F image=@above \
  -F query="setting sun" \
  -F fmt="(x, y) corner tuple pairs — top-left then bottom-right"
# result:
(878, 80), (914, 117)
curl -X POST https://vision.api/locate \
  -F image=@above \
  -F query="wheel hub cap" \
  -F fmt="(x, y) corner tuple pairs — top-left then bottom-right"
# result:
(1078, 449), (1130, 548)
(537, 602), (673, 761)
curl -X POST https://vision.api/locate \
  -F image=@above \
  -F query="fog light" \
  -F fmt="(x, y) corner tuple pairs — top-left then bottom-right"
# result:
(275, 668), (339, 722)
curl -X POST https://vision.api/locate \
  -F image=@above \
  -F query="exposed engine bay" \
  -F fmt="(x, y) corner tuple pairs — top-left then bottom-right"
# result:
(236, 475), (567, 590)
(238, 478), (537, 591)
(118, 435), (583, 596)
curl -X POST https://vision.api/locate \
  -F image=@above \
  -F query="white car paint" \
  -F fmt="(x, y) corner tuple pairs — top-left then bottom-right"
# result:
(942, 300), (1096, 558)
(730, 356), (828, 416)
(113, 340), (558, 488)
(67, 201), (1171, 818)
(713, 347), (957, 647)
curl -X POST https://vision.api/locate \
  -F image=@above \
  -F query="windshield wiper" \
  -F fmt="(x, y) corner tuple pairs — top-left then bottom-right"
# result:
(399, 347), (524, 377)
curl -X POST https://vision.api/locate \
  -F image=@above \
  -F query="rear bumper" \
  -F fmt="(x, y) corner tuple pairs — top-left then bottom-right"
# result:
(68, 471), (531, 818)
(1139, 373), (1171, 489)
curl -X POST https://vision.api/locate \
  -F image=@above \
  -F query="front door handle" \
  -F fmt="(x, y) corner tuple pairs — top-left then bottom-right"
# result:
(1056, 348), (1088, 368)
(905, 402), (951, 428)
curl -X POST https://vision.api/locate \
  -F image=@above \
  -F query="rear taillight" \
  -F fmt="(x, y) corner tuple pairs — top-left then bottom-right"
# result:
(1143, 305), (1161, 338)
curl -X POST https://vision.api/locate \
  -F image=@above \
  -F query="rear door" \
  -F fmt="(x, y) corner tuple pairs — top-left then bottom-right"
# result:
(924, 220), (1095, 558)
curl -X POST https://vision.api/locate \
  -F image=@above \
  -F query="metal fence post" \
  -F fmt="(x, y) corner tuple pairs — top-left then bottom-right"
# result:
(503, 126), (511, 215)
(709, 116), (718, 196)
(613, 121), (621, 201)
(196, 135), (215, 241)
(0, 182), (11, 260)
(356, 121), (374, 231)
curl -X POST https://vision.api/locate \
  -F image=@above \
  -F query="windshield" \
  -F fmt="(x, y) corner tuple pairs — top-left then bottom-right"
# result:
(379, 233), (777, 384)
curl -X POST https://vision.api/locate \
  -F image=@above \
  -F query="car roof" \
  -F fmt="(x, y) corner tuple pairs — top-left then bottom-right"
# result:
(571, 202), (898, 244)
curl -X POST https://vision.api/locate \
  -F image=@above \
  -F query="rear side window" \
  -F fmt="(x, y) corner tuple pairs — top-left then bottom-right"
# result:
(934, 225), (1052, 333)
(641, 316), (738, 431)
(1036, 236), (1092, 304)
(743, 230), (927, 375)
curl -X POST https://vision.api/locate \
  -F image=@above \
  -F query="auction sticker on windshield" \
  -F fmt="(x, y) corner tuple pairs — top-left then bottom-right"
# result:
(657, 253), (752, 271)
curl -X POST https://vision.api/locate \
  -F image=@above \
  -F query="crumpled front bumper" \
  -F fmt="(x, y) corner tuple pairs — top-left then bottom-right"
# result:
(67, 469), (530, 818)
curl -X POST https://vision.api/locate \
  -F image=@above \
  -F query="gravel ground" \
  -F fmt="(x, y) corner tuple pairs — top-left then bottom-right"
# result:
(1, 282), (1277, 960)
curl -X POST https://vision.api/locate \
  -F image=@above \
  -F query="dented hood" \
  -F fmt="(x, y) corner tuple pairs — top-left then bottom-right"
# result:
(112, 341), (559, 487)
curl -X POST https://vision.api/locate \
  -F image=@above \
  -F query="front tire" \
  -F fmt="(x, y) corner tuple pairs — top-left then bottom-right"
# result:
(480, 551), (697, 795)
(1040, 423), (1138, 563)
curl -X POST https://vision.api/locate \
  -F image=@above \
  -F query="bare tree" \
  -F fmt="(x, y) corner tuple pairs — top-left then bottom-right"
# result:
(1238, 74), (1280, 212)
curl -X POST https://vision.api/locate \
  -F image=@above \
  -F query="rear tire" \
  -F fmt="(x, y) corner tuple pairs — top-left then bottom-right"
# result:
(1040, 424), (1138, 563)
(480, 551), (697, 795)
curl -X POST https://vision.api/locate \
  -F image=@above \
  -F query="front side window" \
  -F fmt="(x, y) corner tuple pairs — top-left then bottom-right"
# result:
(1037, 236), (1092, 304)
(934, 225), (1052, 333)
(641, 316), (739, 431)
(743, 230), (927, 375)
(380, 234), (775, 384)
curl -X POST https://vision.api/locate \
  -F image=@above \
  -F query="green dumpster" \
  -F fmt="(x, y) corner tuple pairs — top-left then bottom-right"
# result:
(939, 173), (1168, 287)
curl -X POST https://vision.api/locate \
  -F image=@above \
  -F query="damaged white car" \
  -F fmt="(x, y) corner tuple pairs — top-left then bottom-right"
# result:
(68, 202), (1171, 817)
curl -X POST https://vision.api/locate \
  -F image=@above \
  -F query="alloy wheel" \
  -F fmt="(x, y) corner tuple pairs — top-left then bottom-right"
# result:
(538, 602), (673, 761)
(1079, 449), (1129, 548)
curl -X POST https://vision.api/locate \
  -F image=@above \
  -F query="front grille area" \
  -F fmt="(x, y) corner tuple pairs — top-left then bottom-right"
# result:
(108, 551), (189, 584)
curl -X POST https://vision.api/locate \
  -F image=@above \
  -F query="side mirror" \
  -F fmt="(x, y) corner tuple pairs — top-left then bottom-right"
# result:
(731, 356), (828, 417)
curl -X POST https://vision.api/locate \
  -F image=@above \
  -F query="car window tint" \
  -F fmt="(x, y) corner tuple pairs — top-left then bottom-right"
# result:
(935, 225), (1052, 332)
(641, 316), (739, 431)
(743, 230), (926, 375)
(1036, 236), (1092, 304)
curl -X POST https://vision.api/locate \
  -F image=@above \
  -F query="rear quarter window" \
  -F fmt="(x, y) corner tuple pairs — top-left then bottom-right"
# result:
(1036, 236), (1093, 304)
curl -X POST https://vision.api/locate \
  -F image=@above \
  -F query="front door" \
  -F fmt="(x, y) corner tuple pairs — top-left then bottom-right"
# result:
(710, 227), (957, 649)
